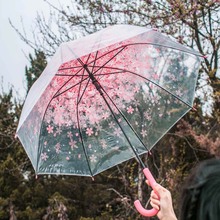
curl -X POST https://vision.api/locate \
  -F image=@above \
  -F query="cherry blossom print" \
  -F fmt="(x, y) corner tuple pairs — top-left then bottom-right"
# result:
(67, 131), (73, 138)
(152, 73), (160, 80)
(127, 106), (134, 114)
(55, 143), (61, 154)
(100, 139), (107, 149)
(141, 129), (147, 137)
(41, 152), (49, 161)
(102, 112), (109, 119)
(46, 125), (54, 134)
(86, 127), (94, 136)
(114, 128), (123, 137)
(109, 122), (115, 129)
(144, 112), (152, 121)
(95, 124), (102, 132)
(90, 155), (97, 163)
(69, 139), (78, 150)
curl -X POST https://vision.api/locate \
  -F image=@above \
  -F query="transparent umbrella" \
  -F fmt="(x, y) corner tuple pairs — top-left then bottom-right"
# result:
(16, 25), (202, 217)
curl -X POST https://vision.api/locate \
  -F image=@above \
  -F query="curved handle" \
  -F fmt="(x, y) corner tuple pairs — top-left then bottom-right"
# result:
(134, 168), (159, 217)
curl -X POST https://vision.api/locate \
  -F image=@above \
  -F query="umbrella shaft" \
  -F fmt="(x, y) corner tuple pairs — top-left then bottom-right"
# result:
(84, 64), (103, 95)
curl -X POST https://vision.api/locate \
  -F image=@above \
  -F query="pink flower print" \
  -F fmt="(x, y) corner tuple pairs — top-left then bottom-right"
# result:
(55, 143), (61, 154)
(56, 127), (62, 135)
(100, 139), (107, 149)
(152, 73), (159, 80)
(133, 99), (140, 107)
(47, 125), (54, 134)
(96, 124), (102, 131)
(144, 112), (151, 121)
(78, 154), (81, 159)
(67, 131), (73, 138)
(141, 129), (147, 137)
(114, 128), (122, 137)
(134, 86), (140, 93)
(127, 106), (134, 114)
(86, 127), (94, 136)
(69, 139), (78, 150)
(66, 120), (72, 127)
(41, 152), (48, 161)
(109, 122), (115, 129)
(66, 156), (70, 161)
(90, 155), (97, 163)
(102, 112), (109, 119)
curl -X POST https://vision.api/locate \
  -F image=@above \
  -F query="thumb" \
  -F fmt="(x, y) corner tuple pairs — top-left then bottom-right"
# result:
(152, 183), (166, 196)
(146, 180), (150, 186)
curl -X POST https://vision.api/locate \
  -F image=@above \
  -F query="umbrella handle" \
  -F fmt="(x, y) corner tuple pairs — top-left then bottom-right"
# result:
(134, 168), (159, 217)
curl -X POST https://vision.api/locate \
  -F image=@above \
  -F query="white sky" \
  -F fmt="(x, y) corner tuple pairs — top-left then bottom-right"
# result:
(0, 0), (65, 99)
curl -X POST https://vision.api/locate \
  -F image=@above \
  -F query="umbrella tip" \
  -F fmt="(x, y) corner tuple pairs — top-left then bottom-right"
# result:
(91, 176), (95, 181)
(192, 106), (197, 112)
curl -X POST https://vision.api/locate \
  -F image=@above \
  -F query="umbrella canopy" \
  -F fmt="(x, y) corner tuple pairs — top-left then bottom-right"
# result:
(16, 25), (202, 177)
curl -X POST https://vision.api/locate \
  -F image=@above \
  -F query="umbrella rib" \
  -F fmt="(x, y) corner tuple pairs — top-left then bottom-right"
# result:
(76, 67), (94, 177)
(72, 53), (99, 176)
(92, 47), (126, 75)
(84, 42), (201, 75)
(127, 42), (202, 57)
(56, 42), (201, 76)
(55, 53), (92, 98)
(98, 89), (146, 169)
(58, 66), (83, 71)
(53, 67), (84, 98)
(55, 52), (92, 99)
(76, 105), (94, 176)
(99, 84), (150, 153)
(53, 52), (99, 100)
(94, 66), (193, 108)
(76, 51), (99, 104)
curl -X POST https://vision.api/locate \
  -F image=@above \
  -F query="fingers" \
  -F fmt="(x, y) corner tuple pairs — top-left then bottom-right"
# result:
(150, 190), (160, 210)
(150, 198), (160, 210)
(151, 190), (159, 200)
(146, 180), (160, 210)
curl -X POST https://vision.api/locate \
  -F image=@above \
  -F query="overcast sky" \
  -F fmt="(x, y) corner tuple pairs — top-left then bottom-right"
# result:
(0, 0), (65, 99)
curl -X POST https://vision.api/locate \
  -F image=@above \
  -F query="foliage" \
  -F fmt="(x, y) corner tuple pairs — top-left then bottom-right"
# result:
(25, 50), (47, 92)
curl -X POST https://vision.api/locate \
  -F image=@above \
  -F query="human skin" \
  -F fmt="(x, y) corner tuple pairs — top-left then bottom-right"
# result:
(146, 181), (178, 220)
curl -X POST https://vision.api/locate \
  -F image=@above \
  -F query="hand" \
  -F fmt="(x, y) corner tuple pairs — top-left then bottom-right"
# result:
(146, 181), (177, 220)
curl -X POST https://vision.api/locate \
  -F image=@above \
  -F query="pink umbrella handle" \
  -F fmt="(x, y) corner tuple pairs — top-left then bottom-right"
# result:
(134, 168), (159, 217)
